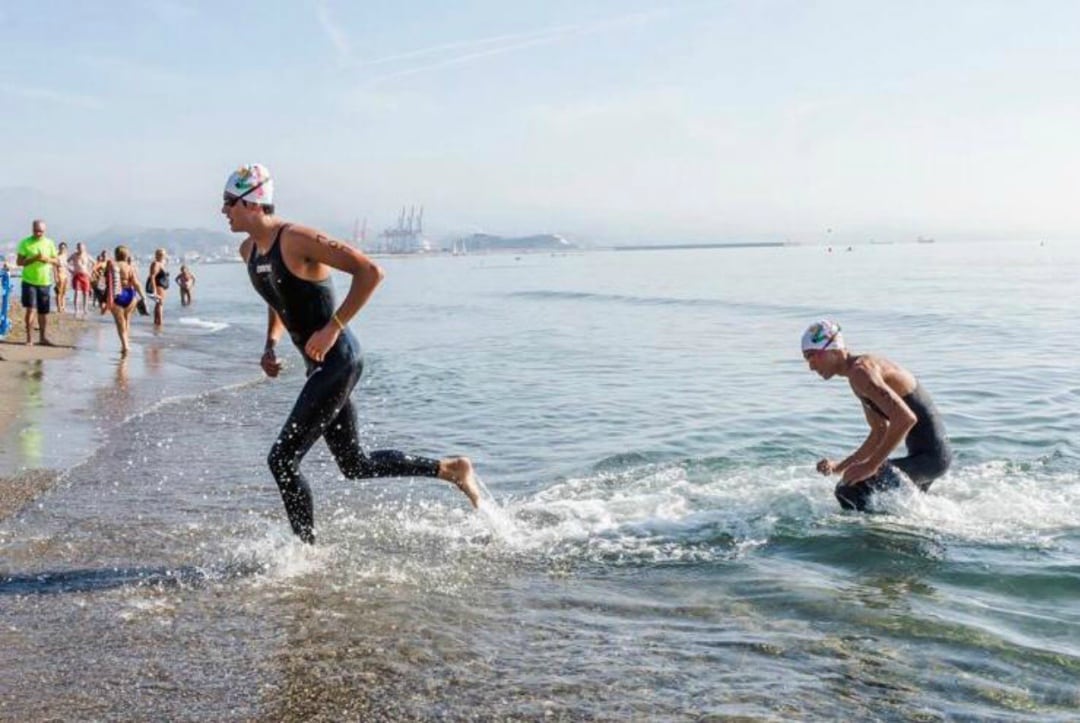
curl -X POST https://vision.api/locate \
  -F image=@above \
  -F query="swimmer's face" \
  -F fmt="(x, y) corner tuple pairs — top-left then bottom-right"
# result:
(222, 194), (259, 232)
(804, 348), (841, 379)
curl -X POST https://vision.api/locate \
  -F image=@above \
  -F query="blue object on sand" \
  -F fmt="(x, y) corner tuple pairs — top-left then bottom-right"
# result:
(0, 266), (11, 337)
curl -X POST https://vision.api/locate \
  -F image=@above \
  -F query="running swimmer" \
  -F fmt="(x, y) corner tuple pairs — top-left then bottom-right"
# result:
(223, 163), (480, 544)
(801, 319), (952, 511)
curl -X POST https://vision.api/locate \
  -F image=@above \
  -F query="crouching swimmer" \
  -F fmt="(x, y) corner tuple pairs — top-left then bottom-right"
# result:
(223, 163), (480, 544)
(801, 319), (952, 511)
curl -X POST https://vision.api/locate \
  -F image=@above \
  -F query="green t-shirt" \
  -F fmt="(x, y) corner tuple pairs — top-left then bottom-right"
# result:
(16, 235), (57, 286)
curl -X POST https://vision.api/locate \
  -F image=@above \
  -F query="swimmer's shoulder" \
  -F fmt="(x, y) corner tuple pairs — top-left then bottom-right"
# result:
(238, 236), (255, 261)
(279, 223), (327, 248)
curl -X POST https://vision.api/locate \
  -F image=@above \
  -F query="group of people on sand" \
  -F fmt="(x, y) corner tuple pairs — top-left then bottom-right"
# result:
(217, 163), (952, 546)
(13, 219), (197, 354)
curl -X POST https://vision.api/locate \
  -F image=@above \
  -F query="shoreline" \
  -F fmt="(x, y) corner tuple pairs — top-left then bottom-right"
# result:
(0, 309), (93, 520)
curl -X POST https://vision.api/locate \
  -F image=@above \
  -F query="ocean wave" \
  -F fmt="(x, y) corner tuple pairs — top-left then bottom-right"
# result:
(177, 317), (230, 332)
(505, 289), (817, 316)
(117, 376), (265, 426)
(503, 290), (997, 335)
(364, 456), (1080, 570)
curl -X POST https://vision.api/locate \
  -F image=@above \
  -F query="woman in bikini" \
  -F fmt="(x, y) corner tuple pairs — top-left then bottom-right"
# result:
(105, 245), (146, 356)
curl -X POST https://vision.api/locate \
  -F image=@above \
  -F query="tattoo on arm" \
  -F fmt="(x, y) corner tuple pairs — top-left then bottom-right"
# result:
(315, 234), (342, 250)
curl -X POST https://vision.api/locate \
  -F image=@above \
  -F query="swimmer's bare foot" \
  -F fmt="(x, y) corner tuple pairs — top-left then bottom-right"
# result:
(39, 338), (56, 347)
(440, 456), (480, 509)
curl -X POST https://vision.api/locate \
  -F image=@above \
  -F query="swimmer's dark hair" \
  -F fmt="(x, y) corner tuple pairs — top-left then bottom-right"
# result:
(243, 200), (275, 214)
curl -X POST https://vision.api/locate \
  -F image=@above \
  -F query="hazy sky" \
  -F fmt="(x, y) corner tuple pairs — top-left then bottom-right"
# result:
(2, 0), (1079, 243)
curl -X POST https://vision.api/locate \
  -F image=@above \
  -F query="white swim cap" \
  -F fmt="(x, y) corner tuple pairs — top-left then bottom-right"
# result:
(224, 163), (274, 205)
(801, 319), (845, 352)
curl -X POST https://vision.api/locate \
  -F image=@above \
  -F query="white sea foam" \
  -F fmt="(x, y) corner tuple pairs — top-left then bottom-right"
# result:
(873, 461), (1080, 547)
(117, 377), (264, 426)
(383, 457), (1080, 566)
(177, 317), (229, 332)
(229, 527), (333, 585)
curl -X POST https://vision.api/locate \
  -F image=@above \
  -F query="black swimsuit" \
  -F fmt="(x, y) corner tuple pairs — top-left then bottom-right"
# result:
(836, 376), (952, 512)
(147, 267), (169, 292)
(247, 224), (440, 543)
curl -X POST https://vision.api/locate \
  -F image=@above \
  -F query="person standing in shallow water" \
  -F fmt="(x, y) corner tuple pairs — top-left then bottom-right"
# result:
(175, 264), (195, 306)
(105, 245), (145, 356)
(222, 163), (480, 544)
(801, 319), (952, 511)
(146, 248), (169, 327)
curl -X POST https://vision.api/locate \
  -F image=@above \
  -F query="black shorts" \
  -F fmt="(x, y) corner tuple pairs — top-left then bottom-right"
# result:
(21, 282), (51, 313)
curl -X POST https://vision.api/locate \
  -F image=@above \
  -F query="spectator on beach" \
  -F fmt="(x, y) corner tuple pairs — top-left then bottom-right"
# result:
(16, 219), (59, 346)
(145, 248), (169, 327)
(176, 264), (195, 306)
(68, 242), (94, 317)
(105, 245), (146, 356)
(54, 241), (70, 314)
(91, 250), (109, 313)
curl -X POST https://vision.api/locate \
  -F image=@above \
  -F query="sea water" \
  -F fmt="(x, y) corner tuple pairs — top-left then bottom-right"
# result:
(1, 241), (1078, 719)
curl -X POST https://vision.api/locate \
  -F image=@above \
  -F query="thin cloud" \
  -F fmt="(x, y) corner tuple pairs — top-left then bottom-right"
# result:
(360, 9), (668, 85)
(357, 23), (597, 68)
(315, 0), (352, 65)
(365, 35), (570, 85)
(0, 83), (103, 110)
(80, 54), (190, 88)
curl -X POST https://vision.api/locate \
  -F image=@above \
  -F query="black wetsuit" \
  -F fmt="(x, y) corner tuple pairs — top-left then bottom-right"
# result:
(246, 224), (440, 543)
(835, 382), (952, 512)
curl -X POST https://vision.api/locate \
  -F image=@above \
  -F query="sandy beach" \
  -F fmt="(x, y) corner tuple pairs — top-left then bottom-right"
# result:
(0, 309), (89, 518)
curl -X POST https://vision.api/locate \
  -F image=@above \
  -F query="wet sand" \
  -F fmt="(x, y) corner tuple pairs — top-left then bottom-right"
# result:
(1, 310), (89, 519)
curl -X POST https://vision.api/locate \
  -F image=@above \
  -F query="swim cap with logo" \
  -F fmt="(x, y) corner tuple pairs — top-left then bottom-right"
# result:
(801, 319), (845, 352)
(224, 163), (274, 205)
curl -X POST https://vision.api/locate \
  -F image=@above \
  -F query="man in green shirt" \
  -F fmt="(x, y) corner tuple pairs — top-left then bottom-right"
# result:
(16, 218), (60, 345)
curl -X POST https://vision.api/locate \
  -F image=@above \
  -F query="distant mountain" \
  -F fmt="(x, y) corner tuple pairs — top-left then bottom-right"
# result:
(0, 186), (118, 244)
(449, 233), (575, 253)
(0, 187), (60, 243)
(82, 225), (237, 260)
